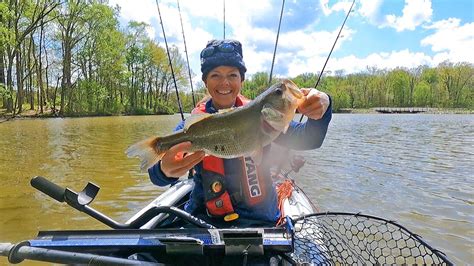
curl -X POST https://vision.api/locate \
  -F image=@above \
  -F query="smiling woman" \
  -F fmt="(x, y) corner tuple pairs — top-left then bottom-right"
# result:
(205, 66), (243, 109)
(199, 40), (247, 109)
(140, 38), (332, 225)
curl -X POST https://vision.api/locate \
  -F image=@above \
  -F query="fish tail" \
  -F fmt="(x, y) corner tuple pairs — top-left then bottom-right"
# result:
(126, 136), (164, 171)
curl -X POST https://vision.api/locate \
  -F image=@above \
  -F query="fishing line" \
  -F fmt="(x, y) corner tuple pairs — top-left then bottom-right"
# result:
(269, 0), (286, 85)
(176, 0), (196, 107)
(155, 0), (185, 121)
(223, 0), (226, 39)
(298, 0), (355, 122)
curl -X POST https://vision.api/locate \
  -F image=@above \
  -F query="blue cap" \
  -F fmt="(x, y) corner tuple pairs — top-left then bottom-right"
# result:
(200, 39), (247, 81)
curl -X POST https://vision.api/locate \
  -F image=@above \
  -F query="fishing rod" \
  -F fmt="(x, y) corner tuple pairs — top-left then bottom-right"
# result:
(299, 0), (355, 122)
(273, 0), (356, 176)
(268, 0), (286, 85)
(176, 0), (196, 107)
(313, 0), (355, 89)
(155, 0), (185, 121)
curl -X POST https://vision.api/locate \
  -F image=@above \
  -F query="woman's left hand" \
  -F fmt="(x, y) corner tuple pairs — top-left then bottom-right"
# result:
(297, 88), (330, 120)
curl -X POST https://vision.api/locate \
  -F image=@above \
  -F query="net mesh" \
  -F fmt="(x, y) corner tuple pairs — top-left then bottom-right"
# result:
(287, 212), (452, 265)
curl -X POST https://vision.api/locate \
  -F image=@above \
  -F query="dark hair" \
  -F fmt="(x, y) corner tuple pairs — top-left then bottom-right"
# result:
(200, 39), (247, 81)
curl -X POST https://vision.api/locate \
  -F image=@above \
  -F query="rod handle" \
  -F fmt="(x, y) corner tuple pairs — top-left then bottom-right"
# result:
(30, 176), (66, 202)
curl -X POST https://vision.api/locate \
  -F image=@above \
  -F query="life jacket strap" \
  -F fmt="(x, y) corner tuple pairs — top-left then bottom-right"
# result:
(202, 156), (225, 176)
(192, 96), (250, 222)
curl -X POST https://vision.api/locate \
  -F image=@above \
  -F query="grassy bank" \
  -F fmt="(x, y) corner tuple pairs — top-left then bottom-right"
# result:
(338, 108), (473, 114)
(0, 107), (175, 123)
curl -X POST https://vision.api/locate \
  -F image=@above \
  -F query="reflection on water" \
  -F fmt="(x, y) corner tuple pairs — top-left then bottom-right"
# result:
(0, 114), (472, 264)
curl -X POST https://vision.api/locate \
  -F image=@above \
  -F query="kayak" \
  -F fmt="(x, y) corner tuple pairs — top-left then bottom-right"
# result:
(0, 171), (453, 265)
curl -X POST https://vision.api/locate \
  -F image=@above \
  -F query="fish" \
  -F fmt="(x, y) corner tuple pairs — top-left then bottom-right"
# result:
(126, 79), (305, 171)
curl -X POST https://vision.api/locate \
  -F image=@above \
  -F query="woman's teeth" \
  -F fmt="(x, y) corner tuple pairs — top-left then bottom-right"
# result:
(218, 90), (231, 95)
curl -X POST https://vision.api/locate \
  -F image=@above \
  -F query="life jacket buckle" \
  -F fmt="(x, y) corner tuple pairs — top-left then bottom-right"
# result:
(202, 169), (238, 221)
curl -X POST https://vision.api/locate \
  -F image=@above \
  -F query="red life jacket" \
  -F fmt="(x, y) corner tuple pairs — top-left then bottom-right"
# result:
(191, 94), (249, 114)
(191, 95), (268, 220)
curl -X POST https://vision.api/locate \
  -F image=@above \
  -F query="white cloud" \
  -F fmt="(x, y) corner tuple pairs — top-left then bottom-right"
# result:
(421, 18), (474, 64)
(109, 0), (279, 85)
(285, 49), (434, 77)
(109, 0), (156, 39)
(383, 0), (433, 32)
(110, 0), (156, 23)
(321, 0), (353, 16)
(109, 0), (472, 83)
(358, 0), (383, 23)
(310, 49), (432, 75)
(273, 27), (355, 77)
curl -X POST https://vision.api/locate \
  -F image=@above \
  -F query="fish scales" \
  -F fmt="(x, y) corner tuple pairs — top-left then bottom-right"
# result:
(188, 104), (263, 158)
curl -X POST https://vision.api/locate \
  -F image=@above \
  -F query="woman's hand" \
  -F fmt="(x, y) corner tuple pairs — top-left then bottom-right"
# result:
(297, 88), (330, 120)
(160, 142), (205, 178)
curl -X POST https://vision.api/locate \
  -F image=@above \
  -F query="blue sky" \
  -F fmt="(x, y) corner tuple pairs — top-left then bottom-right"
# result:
(109, 0), (473, 83)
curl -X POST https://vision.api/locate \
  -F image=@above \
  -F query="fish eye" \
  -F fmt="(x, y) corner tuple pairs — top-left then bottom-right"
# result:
(275, 88), (283, 95)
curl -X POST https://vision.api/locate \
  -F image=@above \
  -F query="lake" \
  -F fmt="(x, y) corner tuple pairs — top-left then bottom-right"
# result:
(0, 114), (472, 264)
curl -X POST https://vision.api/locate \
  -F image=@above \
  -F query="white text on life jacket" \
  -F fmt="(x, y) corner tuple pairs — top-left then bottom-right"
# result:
(245, 157), (261, 197)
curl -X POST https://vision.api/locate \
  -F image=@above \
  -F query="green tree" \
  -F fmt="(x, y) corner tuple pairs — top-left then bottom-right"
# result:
(75, 2), (126, 115)
(387, 68), (411, 107)
(242, 72), (269, 99)
(438, 61), (473, 108)
(2, 0), (58, 114)
(56, 0), (88, 116)
(413, 80), (431, 106)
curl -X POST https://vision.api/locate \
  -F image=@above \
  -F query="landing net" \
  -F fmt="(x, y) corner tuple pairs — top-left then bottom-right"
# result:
(286, 212), (452, 265)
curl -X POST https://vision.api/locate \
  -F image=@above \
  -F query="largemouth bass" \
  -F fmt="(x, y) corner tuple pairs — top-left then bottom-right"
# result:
(126, 79), (304, 170)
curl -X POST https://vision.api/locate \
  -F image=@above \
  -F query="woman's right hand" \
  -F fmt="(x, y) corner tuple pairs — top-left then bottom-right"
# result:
(160, 142), (205, 178)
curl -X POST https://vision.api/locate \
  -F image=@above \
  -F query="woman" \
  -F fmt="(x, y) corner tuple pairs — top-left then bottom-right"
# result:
(148, 39), (331, 226)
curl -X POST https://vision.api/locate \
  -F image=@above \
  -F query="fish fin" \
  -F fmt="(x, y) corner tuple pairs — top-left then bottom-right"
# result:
(250, 148), (263, 165)
(126, 136), (164, 171)
(184, 113), (213, 131)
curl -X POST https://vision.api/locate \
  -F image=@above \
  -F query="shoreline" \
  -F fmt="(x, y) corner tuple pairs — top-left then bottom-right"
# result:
(0, 108), (174, 123)
(337, 108), (473, 114)
(1, 108), (473, 123)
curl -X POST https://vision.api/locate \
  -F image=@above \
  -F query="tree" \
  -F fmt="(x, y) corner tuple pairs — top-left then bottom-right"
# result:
(438, 61), (473, 108)
(242, 72), (269, 99)
(2, 0), (58, 114)
(75, 2), (126, 114)
(56, 0), (87, 116)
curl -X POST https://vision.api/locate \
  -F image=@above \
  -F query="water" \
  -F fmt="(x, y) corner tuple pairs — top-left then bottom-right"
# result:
(0, 114), (472, 264)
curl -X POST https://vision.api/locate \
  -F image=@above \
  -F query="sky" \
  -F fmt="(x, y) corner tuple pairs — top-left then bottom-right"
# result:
(108, 0), (474, 84)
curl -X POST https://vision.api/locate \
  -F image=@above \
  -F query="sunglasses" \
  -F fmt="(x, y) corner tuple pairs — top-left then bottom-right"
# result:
(200, 41), (241, 58)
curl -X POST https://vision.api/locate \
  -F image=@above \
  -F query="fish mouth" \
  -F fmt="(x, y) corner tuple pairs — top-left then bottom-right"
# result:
(261, 118), (278, 134)
(283, 80), (304, 99)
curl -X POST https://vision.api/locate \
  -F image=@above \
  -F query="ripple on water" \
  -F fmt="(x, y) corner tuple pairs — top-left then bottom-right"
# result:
(1, 114), (472, 264)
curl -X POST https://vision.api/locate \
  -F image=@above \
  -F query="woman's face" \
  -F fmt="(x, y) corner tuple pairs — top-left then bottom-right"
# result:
(204, 66), (243, 109)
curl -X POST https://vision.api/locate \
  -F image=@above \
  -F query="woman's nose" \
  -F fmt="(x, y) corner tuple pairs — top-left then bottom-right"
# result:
(221, 77), (230, 86)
